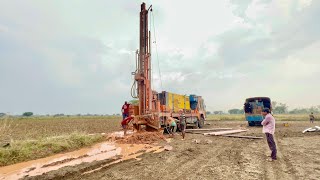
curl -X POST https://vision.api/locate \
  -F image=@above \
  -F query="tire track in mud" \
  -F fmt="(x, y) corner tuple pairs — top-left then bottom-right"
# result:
(68, 135), (237, 180)
(66, 135), (269, 180)
(262, 136), (298, 180)
(174, 138), (233, 180)
(276, 136), (320, 180)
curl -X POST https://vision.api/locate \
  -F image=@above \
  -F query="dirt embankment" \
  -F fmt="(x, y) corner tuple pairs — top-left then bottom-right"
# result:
(20, 121), (320, 180)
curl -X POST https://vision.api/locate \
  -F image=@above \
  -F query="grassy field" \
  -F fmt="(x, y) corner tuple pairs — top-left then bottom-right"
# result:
(0, 114), (314, 166)
(0, 116), (120, 166)
(1, 116), (121, 141)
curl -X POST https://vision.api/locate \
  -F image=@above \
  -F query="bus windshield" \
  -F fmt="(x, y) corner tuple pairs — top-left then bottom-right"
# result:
(244, 97), (271, 114)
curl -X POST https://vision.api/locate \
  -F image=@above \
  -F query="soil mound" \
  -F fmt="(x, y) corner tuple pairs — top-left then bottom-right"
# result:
(117, 131), (166, 144)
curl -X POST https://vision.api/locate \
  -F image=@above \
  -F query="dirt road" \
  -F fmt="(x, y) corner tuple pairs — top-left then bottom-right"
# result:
(19, 121), (320, 179)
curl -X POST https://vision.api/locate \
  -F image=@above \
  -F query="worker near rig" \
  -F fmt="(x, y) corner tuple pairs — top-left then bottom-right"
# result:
(166, 117), (177, 137)
(121, 101), (129, 120)
(121, 115), (134, 136)
(179, 109), (187, 140)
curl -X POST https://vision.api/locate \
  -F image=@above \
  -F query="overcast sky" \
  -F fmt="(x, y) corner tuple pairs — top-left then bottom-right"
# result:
(1, 0), (319, 114)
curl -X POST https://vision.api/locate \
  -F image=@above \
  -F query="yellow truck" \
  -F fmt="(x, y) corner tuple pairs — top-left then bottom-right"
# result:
(158, 91), (206, 129)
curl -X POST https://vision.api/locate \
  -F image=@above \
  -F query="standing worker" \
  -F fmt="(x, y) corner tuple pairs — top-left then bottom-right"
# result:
(179, 109), (186, 140)
(261, 108), (277, 161)
(121, 115), (134, 136)
(309, 112), (315, 123)
(121, 101), (129, 120)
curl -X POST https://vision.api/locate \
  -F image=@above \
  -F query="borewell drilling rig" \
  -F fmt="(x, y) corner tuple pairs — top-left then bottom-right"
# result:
(129, 2), (207, 131)
(131, 2), (161, 131)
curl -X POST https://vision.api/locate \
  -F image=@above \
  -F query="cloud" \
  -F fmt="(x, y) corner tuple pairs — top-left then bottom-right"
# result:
(0, 0), (319, 114)
(0, 24), (8, 32)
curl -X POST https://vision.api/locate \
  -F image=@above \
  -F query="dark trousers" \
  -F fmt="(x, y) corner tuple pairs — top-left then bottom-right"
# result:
(265, 133), (277, 160)
(122, 113), (128, 120)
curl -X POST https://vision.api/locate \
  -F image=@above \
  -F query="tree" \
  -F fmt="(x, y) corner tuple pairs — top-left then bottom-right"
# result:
(228, 109), (239, 114)
(23, 112), (33, 117)
(53, 113), (64, 117)
(206, 111), (211, 115)
(289, 108), (308, 114)
(309, 106), (319, 113)
(273, 103), (288, 114)
(0, 113), (6, 117)
(271, 101), (277, 109)
(228, 109), (244, 114)
(289, 106), (320, 114)
(214, 111), (223, 115)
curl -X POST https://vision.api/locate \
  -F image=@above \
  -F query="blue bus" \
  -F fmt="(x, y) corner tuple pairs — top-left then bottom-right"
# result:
(244, 97), (272, 126)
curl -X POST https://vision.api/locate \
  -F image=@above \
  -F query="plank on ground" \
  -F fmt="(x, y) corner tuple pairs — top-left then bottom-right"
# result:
(204, 129), (247, 136)
(185, 128), (233, 131)
(222, 135), (263, 139)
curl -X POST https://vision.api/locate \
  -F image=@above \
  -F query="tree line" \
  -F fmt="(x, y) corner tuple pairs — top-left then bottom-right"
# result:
(207, 101), (320, 115)
(2, 101), (319, 117)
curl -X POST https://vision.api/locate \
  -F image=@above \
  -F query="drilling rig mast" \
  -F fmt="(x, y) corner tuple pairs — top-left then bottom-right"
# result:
(132, 2), (160, 130)
(129, 2), (207, 131)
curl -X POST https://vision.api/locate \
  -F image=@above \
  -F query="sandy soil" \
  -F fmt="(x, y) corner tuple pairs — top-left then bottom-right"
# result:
(22, 121), (320, 180)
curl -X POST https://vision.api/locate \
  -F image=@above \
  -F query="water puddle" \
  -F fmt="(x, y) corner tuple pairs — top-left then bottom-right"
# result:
(0, 131), (164, 180)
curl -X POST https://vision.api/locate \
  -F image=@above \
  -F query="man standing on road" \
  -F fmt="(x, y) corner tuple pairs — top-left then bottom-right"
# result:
(121, 101), (129, 120)
(179, 109), (186, 140)
(309, 112), (315, 123)
(261, 108), (277, 161)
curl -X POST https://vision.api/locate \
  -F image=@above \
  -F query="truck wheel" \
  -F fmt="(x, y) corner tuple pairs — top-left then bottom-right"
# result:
(248, 121), (254, 126)
(198, 117), (205, 128)
(193, 121), (199, 129)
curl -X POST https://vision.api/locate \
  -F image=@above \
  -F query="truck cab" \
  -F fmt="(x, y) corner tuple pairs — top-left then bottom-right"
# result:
(186, 95), (206, 128)
(244, 97), (272, 126)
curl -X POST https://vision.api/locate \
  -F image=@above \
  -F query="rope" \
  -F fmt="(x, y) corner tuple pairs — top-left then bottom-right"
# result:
(151, 10), (163, 91)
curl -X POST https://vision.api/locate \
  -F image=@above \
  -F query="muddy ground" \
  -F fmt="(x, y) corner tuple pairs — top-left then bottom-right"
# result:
(25, 121), (320, 180)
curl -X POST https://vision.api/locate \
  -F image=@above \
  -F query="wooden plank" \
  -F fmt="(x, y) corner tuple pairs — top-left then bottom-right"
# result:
(204, 129), (247, 136)
(185, 128), (233, 132)
(222, 135), (263, 139)
(186, 131), (206, 134)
